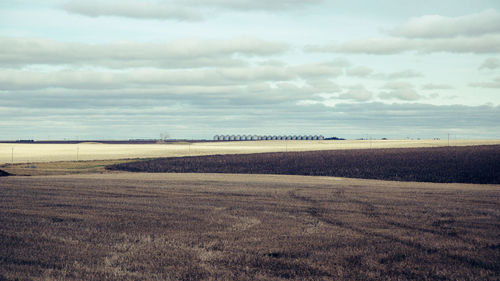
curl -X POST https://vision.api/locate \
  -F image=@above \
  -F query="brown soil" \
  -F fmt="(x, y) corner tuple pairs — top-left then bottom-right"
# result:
(107, 145), (500, 184)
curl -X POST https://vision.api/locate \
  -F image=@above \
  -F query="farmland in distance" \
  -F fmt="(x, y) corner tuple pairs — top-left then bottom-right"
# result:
(2, 139), (500, 164)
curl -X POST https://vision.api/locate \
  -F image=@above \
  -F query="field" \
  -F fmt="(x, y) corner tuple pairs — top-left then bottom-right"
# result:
(1, 173), (499, 280)
(107, 145), (500, 184)
(1, 141), (499, 280)
(2, 139), (500, 164)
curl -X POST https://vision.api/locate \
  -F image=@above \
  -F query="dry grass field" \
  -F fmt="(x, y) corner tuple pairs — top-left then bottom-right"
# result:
(2, 139), (500, 164)
(0, 159), (133, 177)
(0, 173), (499, 280)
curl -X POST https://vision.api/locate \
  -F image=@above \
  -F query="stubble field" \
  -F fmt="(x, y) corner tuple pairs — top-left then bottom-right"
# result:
(1, 173), (499, 280)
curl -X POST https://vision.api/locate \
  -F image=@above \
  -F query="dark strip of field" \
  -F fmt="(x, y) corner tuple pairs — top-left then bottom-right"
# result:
(107, 145), (500, 184)
(0, 169), (10, 177)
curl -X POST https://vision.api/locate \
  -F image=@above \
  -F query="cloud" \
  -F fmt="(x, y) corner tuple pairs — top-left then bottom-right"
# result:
(379, 89), (422, 101)
(306, 38), (412, 55)
(305, 10), (500, 55)
(382, 82), (414, 90)
(389, 9), (500, 38)
(422, 83), (454, 90)
(379, 82), (423, 101)
(62, 0), (203, 21)
(0, 63), (344, 91)
(346, 66), (373, 77)
(183, 0), (322, 11)
(470, 76), (500, 88)
(62, 0), (322, 21)
(479, 57), (500, 70)
(338, 85), (373, 102)
(306, 35), (500, 55)
(306, 79), (340, 92)
(2, 92), (499, 139)
(0, 37), (288, 68)
(290, 63), (343, 79)
(373, 69), (423, 79)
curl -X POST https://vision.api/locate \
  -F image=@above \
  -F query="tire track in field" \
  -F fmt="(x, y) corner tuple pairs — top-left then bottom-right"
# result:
(287, 188), (498, 272)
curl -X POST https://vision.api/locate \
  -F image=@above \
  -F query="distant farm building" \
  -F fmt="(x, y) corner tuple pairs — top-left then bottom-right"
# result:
(213, 135), (325, 141)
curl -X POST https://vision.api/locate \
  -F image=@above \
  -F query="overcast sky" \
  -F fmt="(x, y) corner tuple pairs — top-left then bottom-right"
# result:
(1, 0), (499, 140)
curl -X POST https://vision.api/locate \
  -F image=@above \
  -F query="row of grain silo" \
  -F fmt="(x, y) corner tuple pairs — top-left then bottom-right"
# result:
(213, 135), (324, 141)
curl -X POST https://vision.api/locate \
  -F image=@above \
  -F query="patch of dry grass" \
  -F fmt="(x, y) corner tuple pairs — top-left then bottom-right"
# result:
(0, 159), (135, 176)
(0, 173), (499, 280)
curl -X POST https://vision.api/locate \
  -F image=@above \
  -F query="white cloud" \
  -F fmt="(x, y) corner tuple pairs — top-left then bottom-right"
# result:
(306, 10), (500, 55)
(291, 63), (343, 79)
(382, 82), (415, 90)
(183, 0), (322, 11)
(379, 89), (422, 101)
(338, 85), (373, 102)
(379, 82), (423, 101)
(422, 83), (454, 90)
(306, 38), (412, 55)
(0, 63), (344, 91)
(373, 70), (423, 79)
(470, 76), (500, 88)
(62, 0), (203, 21)
(0, 37), (288, 68)
(306, 35), (500, 55)
(62, 0), (322, 21)
(346, 66), (373, 77)
(479, 57), (500, 70)
(306, 79), (340, 92)
(390, 9), (500, 38)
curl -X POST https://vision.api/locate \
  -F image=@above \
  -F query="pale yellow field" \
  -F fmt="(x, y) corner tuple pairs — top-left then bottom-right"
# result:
(1, 139), (499, 164)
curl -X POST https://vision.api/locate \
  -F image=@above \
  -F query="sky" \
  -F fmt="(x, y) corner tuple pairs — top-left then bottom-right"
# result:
(1, 0), (499, 140)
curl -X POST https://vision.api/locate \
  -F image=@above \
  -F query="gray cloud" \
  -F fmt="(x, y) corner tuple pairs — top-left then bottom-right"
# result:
(479, 57), (500, 70)
(389, 9), (500, 38)
(2, 99), (498, 139)
(0, 37), (288, 68)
